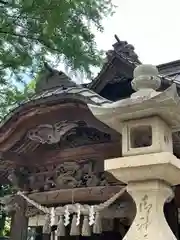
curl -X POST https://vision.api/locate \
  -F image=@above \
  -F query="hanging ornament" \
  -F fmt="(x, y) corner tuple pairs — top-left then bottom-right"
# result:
(70, 214), (80, 236)
(50, 207), (55, 226)
(64, 205), (70, 226)
(82, 215), (91, 236)
(57, 215), (65, 237)
(89, 205), (95, 226)
(36, 215), (39, 227)
(43, 214), (51, 234)
(76, 204), (81, 226)
(93, 212), (102, 234)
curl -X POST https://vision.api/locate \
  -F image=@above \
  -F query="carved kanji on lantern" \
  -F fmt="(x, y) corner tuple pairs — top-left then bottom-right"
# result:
(137, 195), (152, 238)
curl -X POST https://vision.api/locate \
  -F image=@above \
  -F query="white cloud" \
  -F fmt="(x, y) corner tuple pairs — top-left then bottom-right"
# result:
(95, 0), (180, 65)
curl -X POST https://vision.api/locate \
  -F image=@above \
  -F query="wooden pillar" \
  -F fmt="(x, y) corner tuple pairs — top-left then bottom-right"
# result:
(42, 233), (51, 240)
(10, 195), (28, 240)
(51, 230), (58, 240)
(35, 226), (43, 240)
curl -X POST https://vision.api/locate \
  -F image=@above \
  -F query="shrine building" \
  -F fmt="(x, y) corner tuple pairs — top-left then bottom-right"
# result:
(1, 35), (180, 240)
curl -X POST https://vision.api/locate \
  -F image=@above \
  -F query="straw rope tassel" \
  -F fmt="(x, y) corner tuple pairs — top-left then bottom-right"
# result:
(82, 215), (91, 236)
(43, 214), (51, 234)
(70, 214), (80, 236)
(57, 215), (65, 237)
(93, 212), (102, 234)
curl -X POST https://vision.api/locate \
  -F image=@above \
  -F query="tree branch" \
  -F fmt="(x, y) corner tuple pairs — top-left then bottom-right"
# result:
(0, 0), (8, 5)
(0, 29), (60, 53)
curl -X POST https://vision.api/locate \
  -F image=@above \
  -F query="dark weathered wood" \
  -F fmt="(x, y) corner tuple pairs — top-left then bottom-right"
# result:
(0, 102), (118, 151)
(2, 141), (120, 166)
(174, 185), (180, 208)
(35, 226), (42, 240)
(42, 234), (50, 240)
(90, 55), (135, 94)
(89, 59), (118, 93)
(0, 140), (121, 187)
(0, 103), (87, 149)
(10, 195), (28, 240)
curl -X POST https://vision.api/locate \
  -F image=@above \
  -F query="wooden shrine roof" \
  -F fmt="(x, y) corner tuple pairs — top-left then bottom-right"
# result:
(0, 63), (122, 198)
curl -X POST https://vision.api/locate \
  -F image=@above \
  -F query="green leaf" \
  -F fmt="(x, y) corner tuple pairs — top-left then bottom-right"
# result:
(23, 0), (34, 8)
(0, 0), (115, 84)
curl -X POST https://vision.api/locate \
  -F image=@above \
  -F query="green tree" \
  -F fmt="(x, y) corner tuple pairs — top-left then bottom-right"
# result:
(0, 80), (35, 236)
(0, 80), (35, 121)
(0, 0), (114, 84)
(0, 185), (13, 237)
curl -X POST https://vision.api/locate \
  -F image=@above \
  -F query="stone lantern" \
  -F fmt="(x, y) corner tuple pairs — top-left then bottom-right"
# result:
(88, 64), (180, 240)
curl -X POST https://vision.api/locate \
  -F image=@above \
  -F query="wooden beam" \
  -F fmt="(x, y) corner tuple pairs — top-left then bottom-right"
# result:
(28, 185), (126, 205)
(41, 141), (121, 164)
(2, 141), (121, 165)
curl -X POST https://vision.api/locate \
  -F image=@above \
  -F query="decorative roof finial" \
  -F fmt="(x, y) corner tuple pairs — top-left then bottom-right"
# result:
(44, 62), (53, 73)
(35, 62), (77, 93)
(110, 35), (141, 63)
(131, 64), (161, 100)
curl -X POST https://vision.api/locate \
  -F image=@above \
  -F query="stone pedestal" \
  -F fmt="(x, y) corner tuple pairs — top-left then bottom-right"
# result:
(125, 180), (175, 240)
(105, 152), (180, 240)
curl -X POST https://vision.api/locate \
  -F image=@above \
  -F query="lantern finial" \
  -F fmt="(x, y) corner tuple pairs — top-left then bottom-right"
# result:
(131, 64), (161, 99)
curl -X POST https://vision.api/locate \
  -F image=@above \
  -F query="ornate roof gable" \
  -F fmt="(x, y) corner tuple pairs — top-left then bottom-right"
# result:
(88, 35), (141, 93)
(106, 34), (141, 65)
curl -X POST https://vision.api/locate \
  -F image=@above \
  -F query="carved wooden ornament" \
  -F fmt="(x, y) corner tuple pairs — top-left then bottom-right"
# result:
(27, 122), (78, 144)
